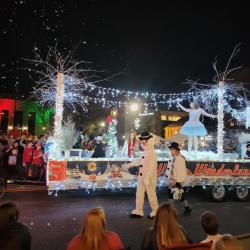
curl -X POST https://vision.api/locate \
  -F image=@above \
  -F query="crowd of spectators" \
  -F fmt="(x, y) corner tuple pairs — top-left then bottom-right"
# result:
(0, 201), (246, 250)
(0, 131), (49, 184)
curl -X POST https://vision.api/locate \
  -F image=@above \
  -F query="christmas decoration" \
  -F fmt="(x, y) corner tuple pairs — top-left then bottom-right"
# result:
(106, 118), (118, 157)
(69, 165), (81, 179)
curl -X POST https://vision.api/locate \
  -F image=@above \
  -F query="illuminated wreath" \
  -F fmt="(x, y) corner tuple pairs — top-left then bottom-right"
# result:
(87, 162), (97, 171)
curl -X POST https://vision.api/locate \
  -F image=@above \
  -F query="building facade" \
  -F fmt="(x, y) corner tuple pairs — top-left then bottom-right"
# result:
(0, 98), (53, 136)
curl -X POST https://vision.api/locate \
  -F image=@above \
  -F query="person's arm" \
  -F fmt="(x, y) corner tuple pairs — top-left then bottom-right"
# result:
(19, 139), (26, 148)
(177, 103), (192, 112)
(5, 146), (13, 153)
(125, 156), (142, 169)
(201, 109), (217, 118)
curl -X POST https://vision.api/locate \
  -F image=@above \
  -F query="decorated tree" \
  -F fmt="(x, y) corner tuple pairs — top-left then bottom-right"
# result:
(106, 114), (118, 157)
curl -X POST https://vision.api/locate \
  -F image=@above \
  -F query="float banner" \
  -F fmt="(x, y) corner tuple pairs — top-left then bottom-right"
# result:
(48, 160), (67, 181)
(64, 160), (250, 178)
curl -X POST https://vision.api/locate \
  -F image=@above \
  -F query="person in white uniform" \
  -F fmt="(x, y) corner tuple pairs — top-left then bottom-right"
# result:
(125, 132), (158, 219)
(178, 101), (217, 152)
(166, 142), (192, 215)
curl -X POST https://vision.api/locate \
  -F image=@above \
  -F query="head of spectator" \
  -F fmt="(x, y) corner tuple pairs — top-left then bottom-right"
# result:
(94, 136), (103, 145)
(154, 202), (188, 248)
(212, 234), (242, 250)
(67, 207), (124, 250)
(0, 202), (31, 250)
(35, 143), (43, 151)
(201, 211), (221, 244)
(80, 208), (106, 248)
(0, 202), (19, 221)
(26, 141), (33, 149)
(201, 211), (220, 235)
(13, 141), (19, 149)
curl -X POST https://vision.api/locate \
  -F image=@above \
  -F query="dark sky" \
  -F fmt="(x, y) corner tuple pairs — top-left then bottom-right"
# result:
(1, 0), (250, 97)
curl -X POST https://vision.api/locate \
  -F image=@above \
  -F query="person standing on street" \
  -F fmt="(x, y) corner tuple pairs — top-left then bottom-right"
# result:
(166, 142), (192, 216)
(125, 132), (158, 219)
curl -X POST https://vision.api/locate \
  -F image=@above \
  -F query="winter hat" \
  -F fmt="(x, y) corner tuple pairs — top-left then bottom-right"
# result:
(168, 142), (180, 151)
(95, 136), (103, 142)
(246, 143), (250, 148)
(138, 132), (153, 141)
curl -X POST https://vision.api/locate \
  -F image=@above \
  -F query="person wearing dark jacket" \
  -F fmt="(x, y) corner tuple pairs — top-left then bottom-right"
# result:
(141, 202), (191, 250)
(0, 202), (31, 250)
(92, 136), (106, 158)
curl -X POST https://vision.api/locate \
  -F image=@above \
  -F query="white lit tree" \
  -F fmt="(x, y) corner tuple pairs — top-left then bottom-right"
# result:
(187, 44), (248, 156)
(25, 47), (102, 159)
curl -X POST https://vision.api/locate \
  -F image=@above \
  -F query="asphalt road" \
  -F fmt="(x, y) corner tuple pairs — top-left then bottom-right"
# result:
(1, 186), (250, 250)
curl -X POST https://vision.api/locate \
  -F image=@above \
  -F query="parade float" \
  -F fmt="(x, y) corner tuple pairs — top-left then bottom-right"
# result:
(29, 45), (250, 201)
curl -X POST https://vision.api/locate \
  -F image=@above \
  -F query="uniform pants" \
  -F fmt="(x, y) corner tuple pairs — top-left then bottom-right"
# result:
(133, 176), (158, 216)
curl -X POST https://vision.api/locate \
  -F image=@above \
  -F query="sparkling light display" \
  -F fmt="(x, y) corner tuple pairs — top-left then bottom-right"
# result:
(106, 119), (119, 157)
(246, 105), (250, 129)
(184, 45), (249, 155)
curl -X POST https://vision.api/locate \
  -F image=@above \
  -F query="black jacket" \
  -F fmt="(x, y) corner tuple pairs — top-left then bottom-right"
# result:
(0, 221), (31, 250)
(141, 226), (192, 250)
(92, 143), (106, 158)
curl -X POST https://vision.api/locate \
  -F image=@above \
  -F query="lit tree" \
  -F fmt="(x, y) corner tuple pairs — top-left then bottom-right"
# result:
(187, 44), (248, 156)
(25, 47), (102, 159)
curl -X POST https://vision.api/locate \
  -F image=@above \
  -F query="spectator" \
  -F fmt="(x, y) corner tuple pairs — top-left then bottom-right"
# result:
(7, 134), (15, 146)
(0, 202), (31, 250)
(22, 141), (34, 177)
(212, 234), (242, 250)
(31, 144), (44, 180)
(92, 136), (106, 158)
(5, 141), (21, 180)
(67, 207), (124, 250)
(201, 211), (222, 245)
(141, 202), (191, 250)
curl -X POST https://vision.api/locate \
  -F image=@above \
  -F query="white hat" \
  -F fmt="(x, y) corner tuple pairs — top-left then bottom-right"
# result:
(95, 136), (103, 141)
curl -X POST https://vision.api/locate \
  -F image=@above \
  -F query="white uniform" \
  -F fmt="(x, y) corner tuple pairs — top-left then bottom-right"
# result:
(166, 154), (187, 201)
(167, 154), (187, 184)
(126, 138), (158, 217)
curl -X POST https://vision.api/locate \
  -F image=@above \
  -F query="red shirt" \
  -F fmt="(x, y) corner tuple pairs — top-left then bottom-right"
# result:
(67, 231), (124, 250)
(32, 149), (43, 166)
(23, 147), (34, 164)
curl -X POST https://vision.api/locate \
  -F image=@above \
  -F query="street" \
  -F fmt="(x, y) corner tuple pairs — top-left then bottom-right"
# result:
(1, 185), (250, 250)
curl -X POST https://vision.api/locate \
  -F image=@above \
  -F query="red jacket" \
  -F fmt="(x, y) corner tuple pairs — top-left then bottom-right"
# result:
(32, 150), (43, 166)
(23, 147), (34, 164)
(67, 231), (124, 250)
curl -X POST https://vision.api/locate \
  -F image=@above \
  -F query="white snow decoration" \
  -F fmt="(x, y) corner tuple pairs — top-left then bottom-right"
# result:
(61, 117), (79, 151)
(180, 150), (239, 161)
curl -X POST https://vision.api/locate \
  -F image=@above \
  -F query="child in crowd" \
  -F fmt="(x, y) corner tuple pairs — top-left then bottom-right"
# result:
(5, 141), (21, 180)
(31, 144), (44, 180)
(141, 202), (191, 249)
(201, 211), (222, 246)
(22, 141), (34, 177)
(67, 207), (124, 250)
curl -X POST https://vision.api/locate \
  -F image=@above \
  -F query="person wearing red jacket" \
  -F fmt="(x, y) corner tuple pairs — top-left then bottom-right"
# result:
(31, 144), (44, 180)
(22, 141), (34, 177)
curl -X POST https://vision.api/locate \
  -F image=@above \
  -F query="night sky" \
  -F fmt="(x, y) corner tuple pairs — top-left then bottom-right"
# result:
(1, 0), (250, 98)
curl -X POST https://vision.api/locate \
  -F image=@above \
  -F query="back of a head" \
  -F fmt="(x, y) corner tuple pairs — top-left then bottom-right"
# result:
(155, 202), (187, 248)
(81, 208), (106, 250)
(201, 211), (219, 236)
(212, 234), (242, 250)
(0, 202), (19, 221)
